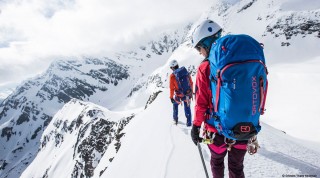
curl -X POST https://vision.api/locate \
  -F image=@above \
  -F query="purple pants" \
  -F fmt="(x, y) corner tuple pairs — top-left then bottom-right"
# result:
(208, 134), (247, 178)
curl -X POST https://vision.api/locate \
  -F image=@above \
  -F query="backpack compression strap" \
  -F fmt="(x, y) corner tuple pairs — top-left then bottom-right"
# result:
(214, 70), (221, 113)
(259, 78), (268, 115)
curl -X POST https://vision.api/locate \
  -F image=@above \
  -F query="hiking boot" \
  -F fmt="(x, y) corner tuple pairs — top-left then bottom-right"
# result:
(173, 120), (178, 125)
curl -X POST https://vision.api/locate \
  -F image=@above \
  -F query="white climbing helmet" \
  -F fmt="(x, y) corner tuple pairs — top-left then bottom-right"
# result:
(191, 19), (222, 48)
(169, 59), (178, 68)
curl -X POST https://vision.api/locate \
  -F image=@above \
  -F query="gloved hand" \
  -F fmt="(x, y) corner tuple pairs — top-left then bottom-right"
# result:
(247, 136), (260, 155)
(191, 125), (202, 145)
(170, 98), (175, 103)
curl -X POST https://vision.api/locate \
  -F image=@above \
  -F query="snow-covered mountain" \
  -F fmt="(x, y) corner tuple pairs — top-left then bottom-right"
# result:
(1, 0), (320, 177)
(0, 89), (13, 105)
(0, 26), (190, 178)
(197, 0), (320, 64)
(21, 91), (320, 178)
(21, 99), (135, 178)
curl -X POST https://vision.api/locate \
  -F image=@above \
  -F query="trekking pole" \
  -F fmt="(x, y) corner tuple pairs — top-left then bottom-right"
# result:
(197, 142), (209, 178)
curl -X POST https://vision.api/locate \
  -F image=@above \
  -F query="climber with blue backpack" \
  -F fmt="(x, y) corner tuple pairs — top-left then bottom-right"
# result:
(190, 20), (268, 178)
(169, 59), (193, 126)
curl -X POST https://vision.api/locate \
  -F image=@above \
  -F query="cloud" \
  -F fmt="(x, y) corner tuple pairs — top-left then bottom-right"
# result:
(0, 0), (211, 88)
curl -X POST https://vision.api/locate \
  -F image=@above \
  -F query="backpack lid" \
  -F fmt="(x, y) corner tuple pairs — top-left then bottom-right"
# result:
(173, 66), (189, 77)
(209, 34), (265, 70)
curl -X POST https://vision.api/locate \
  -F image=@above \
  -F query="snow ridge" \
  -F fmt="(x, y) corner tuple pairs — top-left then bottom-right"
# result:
(0, 26), (190, 178)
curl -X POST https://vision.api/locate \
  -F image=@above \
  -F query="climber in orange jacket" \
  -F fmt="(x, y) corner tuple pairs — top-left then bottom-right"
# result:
(169, 59), (193, 126)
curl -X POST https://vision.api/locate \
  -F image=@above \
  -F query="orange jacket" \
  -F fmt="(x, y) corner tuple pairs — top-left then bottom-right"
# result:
(169, 72), (193, 99)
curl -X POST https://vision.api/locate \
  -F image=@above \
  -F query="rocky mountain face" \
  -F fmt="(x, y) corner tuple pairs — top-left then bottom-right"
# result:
(264, 10), (320, 46)
(0, 58), (130, 178)
(204, 0), (320, 61)
(22, 99), (134, 178)
(0, 27), (189, 178)
(219, 1), (318, 33)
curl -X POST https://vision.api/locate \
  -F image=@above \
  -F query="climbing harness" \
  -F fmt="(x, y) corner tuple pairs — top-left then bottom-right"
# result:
(247, 135), (260, 155)
(202, 130), (215, 144)
(224, 137), (236, 151)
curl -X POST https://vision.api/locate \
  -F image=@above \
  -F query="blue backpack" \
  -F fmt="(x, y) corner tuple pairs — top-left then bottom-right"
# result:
(173, 67), (192, 100)
(207, 34), (268, 140)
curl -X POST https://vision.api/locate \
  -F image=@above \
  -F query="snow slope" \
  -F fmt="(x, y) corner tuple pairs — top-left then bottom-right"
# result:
(266, 57), (320, 142)
(21, 89), (320, 178)
(104, 90), (320, 178)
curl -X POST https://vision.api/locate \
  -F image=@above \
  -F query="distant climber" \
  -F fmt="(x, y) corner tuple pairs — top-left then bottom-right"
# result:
(169, 59), (193, 126)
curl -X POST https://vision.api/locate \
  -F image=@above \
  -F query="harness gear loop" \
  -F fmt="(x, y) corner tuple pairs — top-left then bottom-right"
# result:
(224, 137), (236, 151)
(247, 135), (260, 155)
(202, 130), (215, 144)
(185, 95), (191, 107)
(174, 91), (192, 106)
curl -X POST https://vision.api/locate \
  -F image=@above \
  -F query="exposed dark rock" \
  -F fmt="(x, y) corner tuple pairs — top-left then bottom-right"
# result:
(114, 115), (135, 152)
(75, 118), (117, 177)
(187, 65), (197, 77)
(31, 126), (42, 140)
(0, 160), (8, 170)
(16, 112), (30, 125)
(238, 0), (257, 13)
(145, 91), (163, 109)
(0, 106), (9, 119)
(53, 120), (63, 128)
(147, 74), (164, 88)
(12, 146), (23, 153)
(127, 82), (146, 97)
(42, 167), (50, 178)
(71, 161), (84, 178)
(99, 167), (108, 176)
(264, 12), (320, 45)
(139, 46), (146, 50)
(54, 133), (64, 147)
(43, 115), (53, 127)
(281, 42), (291, 46)
(1, 127), (13, 141)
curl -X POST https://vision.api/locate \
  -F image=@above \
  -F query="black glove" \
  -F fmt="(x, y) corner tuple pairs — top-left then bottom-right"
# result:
(191, 125), (202, 145)
(170, 98), (175, 103)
